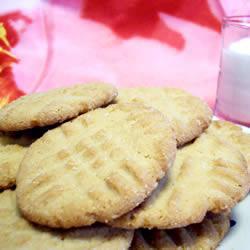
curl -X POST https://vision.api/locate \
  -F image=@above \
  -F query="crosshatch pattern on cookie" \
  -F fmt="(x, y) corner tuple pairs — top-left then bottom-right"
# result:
(110, 133), (250, 229)
(17, 103), (176, 228)
(116, 87), (212, 146)
(207, 120), (250, 172)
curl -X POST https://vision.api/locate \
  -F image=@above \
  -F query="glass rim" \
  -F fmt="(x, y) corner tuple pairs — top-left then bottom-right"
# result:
(223, 15), (250, 28)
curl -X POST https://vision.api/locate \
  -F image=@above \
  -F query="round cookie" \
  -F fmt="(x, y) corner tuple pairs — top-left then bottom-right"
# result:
(131, 214), (230, 250)
(0, 190), (134, 250)
(16, 103), (176, 228)
(110, 133), (250, 229)
(0, 83), (117, 132)
(116, 87), (212, 146)
(207, 120), (250, 172)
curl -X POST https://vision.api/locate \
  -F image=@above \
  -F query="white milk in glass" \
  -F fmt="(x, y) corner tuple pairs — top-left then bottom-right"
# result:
(216, 37), (250, 126)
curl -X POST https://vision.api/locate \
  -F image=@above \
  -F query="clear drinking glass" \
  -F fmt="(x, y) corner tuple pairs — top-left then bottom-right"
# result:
(214, 16), (250, 127)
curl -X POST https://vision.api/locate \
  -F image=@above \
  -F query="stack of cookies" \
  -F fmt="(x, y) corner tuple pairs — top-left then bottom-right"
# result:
(0, 83), (249, 250)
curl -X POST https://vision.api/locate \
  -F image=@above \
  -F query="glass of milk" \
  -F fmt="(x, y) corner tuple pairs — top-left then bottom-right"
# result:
(214, 16), (250, 126)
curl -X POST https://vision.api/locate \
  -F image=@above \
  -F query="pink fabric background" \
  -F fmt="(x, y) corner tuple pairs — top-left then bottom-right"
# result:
(1, 0), (250, 107)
